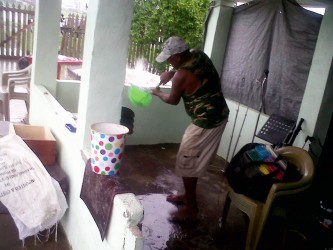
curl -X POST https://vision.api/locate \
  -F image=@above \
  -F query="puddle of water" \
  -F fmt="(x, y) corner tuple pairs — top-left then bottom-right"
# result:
(137, 193), (182, 250)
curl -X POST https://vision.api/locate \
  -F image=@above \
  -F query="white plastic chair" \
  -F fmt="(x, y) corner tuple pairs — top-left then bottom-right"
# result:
(9, 76), (31, 112)
(0, 65), (32, 121)
(0, 87), (10, 121)
(2, 64), (32, 87)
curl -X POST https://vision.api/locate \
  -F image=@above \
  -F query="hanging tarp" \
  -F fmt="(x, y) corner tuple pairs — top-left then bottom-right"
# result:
(221, 0), (322, 120)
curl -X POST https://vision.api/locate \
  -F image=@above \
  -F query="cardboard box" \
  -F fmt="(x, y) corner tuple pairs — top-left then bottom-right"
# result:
(13, 124), (57, 166)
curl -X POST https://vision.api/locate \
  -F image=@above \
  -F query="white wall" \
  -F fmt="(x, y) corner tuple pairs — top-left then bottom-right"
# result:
(204, 0), (234, 75)
(296, 4), (333, 149)
(76, 0), (134, 152)
(122, 86), (190, 145)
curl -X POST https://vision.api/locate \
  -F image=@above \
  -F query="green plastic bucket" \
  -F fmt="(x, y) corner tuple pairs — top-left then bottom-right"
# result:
(128, 85), (152, 107)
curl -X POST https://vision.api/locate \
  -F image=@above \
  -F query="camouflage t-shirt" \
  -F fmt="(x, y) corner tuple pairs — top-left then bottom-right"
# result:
(180, 50), (229, 128)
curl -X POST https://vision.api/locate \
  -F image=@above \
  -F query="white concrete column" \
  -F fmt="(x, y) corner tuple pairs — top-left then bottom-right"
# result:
(203, 0), (237, 161)
(77, 0), (134, 151)
(203, 0), (234, 75)
(296, 4), (333, 148)
(31, 0), (60, 94)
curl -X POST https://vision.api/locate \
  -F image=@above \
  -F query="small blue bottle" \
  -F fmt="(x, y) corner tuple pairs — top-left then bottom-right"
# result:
(255, 145), (270, 160)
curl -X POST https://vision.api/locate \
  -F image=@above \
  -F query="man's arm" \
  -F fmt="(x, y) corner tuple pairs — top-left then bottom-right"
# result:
(158, 70), (176, 86)
(152, 69), (201, 105)
(151, 71), (186, 105)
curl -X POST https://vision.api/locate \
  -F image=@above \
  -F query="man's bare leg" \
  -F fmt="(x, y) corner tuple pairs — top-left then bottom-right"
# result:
(166, 177), (198, 205)
(168, 177), (199, 221)
(183, 177), (198, 210)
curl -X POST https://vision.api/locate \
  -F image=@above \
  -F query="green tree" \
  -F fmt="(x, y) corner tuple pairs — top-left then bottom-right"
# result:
(129, 0), (211, 72)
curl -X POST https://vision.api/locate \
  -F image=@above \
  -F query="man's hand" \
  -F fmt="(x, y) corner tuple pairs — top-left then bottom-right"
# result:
(151, 87), (162, 96)
(151, 70), (183, 105)
(159, 70), (176, 86)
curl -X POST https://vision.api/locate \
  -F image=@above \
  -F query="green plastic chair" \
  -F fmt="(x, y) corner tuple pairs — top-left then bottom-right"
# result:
(221, 146), (315, 250)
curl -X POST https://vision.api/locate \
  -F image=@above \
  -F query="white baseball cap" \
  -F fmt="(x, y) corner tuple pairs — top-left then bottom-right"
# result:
(156, 36), (189, 63)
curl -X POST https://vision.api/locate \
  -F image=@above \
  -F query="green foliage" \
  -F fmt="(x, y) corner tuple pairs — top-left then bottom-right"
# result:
(131, 0), (210, 46)
(130, 0), (211, 72)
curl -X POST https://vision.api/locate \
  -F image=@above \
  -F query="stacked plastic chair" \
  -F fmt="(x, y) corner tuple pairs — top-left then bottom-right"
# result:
(0, 64), (32, 121)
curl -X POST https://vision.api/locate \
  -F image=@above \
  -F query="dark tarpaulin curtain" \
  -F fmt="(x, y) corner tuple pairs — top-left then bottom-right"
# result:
(221, 0), (322, 120)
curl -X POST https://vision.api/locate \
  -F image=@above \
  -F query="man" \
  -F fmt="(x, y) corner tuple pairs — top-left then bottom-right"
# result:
(151, 36), (229, 221)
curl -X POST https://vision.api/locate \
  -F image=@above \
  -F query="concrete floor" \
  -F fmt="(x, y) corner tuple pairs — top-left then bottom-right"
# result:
(120, 143), (248, 250)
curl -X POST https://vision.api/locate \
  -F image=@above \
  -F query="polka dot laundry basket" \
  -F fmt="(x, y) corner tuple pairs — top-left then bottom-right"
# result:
(90, 122), (129, 175)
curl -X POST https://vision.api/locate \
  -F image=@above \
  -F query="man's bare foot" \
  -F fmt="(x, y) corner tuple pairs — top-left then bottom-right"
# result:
(168, 206), (199, 222)
(166, 194), (187, 204)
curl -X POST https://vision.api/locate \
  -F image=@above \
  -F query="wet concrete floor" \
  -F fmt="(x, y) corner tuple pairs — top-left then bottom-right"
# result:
(120, 143), (248, 250)
(119, 143), (315, 250)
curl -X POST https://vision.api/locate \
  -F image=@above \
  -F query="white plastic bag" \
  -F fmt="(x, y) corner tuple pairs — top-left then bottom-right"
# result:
(0, 134), (68, 239)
